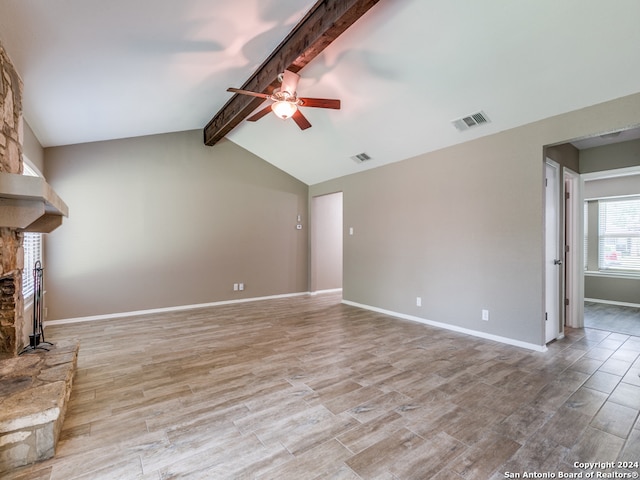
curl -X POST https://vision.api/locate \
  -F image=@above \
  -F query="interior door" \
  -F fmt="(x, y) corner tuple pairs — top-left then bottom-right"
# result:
(545, 161), (561, 343)
(311, 192), (343, 292)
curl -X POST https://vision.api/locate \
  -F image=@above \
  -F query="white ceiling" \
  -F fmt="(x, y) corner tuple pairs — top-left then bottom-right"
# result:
(1, 0), (640, 185)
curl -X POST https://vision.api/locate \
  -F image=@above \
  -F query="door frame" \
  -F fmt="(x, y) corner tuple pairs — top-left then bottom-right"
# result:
(563, 168), (583, 328)
(545, 159), (562, 343)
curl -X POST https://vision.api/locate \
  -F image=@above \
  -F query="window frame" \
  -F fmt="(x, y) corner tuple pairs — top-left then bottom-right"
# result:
(595, 196), (640, 275)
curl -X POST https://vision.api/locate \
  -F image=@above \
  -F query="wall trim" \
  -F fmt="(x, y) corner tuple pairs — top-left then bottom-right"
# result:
(46, 292), (549, 353)
(341, 300), (548, 353)
(582, 165), (640, 181)
(585, 271), (640, 281)
(44, 291), (312, 326)
(310, 288), (343, 296)
(585, 298), (640, 309)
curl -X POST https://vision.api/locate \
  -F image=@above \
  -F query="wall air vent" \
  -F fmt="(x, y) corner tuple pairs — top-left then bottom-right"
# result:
(350, 152), (372, 164)
(452, 110), (490, 132)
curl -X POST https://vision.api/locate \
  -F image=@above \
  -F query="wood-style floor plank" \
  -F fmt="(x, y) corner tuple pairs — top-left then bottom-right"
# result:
(4, 292), (640, 479)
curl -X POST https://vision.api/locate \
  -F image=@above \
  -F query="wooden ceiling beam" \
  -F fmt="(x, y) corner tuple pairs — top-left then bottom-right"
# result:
(203, 0), (381, 146)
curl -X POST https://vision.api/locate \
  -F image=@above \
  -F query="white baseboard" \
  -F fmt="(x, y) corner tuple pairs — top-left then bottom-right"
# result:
(585, 298), (640, 308)
(310, 288), (343, 296)
(341, 300), (548, 353)
(44, 291), (312, 326)
(45, 291), (548, 353)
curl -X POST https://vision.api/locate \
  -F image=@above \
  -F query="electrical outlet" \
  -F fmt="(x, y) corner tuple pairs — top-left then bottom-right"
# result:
(239, 283), (244, 291)
(482, 309), (489, 321)
(416, 297), (422, 307)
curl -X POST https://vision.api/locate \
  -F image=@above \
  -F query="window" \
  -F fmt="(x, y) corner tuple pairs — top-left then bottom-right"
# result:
(22, 162), (43, 299)
(23, 232), (42, 298)
(598, 197), (640, 273)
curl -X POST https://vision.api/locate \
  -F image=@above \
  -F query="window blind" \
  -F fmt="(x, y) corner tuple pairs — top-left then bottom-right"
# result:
(598, 197), (640, 272)
(23, 232), (42, 298)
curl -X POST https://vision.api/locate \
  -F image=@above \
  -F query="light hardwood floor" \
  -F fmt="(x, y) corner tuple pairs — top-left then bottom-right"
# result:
(6, 293), (640, 479)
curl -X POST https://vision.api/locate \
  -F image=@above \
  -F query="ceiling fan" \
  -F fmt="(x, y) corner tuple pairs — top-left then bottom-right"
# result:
(227, 70), (341, 130)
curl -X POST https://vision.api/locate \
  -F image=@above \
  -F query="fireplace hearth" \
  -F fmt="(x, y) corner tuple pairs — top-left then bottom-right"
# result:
(0, 339), (79, 472)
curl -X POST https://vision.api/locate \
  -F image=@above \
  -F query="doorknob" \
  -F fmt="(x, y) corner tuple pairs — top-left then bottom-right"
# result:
(554, 259), (563, 265)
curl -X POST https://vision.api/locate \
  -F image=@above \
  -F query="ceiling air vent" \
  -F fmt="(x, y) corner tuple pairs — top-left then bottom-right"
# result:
(452, 110), (490, 132)
(350, 152), (372, 164)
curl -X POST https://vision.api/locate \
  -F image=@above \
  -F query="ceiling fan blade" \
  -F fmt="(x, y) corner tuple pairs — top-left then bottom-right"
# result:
(227, 88), (269, 99)
(292, 109), (312, 130)
(298, 98), (341, 109)
(281, 70), (300, 96)
(247, 105), (273, 122)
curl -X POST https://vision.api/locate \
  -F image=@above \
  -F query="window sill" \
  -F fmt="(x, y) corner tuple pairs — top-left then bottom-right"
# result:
(585, 270), (640, 280)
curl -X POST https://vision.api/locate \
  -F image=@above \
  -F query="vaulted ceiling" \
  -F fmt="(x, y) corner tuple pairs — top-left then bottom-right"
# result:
(1, 0), (640, 185)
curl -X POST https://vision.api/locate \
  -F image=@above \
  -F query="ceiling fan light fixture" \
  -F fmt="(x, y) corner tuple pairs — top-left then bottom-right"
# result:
(228, 70), (339, 129)
(271, 100), (298, 120)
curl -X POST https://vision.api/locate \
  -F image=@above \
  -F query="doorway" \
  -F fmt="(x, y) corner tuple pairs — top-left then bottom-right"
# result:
(581, 166), (640, 334)
(311, 192), (343, 293)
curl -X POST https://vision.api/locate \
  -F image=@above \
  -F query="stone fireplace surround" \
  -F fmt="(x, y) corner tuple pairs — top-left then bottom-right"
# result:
(0, 42), (77, 472)
(0, 43), (26, 358)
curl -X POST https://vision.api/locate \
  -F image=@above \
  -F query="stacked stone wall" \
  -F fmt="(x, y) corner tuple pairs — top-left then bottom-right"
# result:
(0, 43), (25, 357)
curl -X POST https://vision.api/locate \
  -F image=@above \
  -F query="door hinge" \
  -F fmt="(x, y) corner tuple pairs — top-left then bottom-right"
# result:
(545, 178), (548, 187)
(545, 312), (548, 321)
(565, 191), (570, 199)
(565, 298), (569, 306)
(565, 245), (570, 252)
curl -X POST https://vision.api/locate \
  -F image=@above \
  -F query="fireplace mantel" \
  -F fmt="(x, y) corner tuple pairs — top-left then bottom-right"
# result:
(0, 172), (68, 233)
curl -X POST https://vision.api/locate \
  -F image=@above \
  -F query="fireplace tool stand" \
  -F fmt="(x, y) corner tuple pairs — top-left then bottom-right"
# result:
(20, 261), (52, 355)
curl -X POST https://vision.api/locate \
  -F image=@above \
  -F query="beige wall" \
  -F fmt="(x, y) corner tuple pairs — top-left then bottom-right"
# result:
(545, 143), (579, 172)
(584, 173), (640, 200)
(580, 138), (640, 173)
(585, 275), (640, 305)
(22, 121), (45, 173)
(43, 131), (308, 319)
(310, 93), (640, 348)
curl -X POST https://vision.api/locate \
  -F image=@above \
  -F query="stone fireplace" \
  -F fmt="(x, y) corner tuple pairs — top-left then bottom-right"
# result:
(0, 43), (26, 358)
(0, 43), (68, 357)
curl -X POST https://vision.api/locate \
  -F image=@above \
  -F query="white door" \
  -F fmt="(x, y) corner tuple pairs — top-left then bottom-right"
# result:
(311, 192), (343, 292)
(545, 161), (561, 343)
